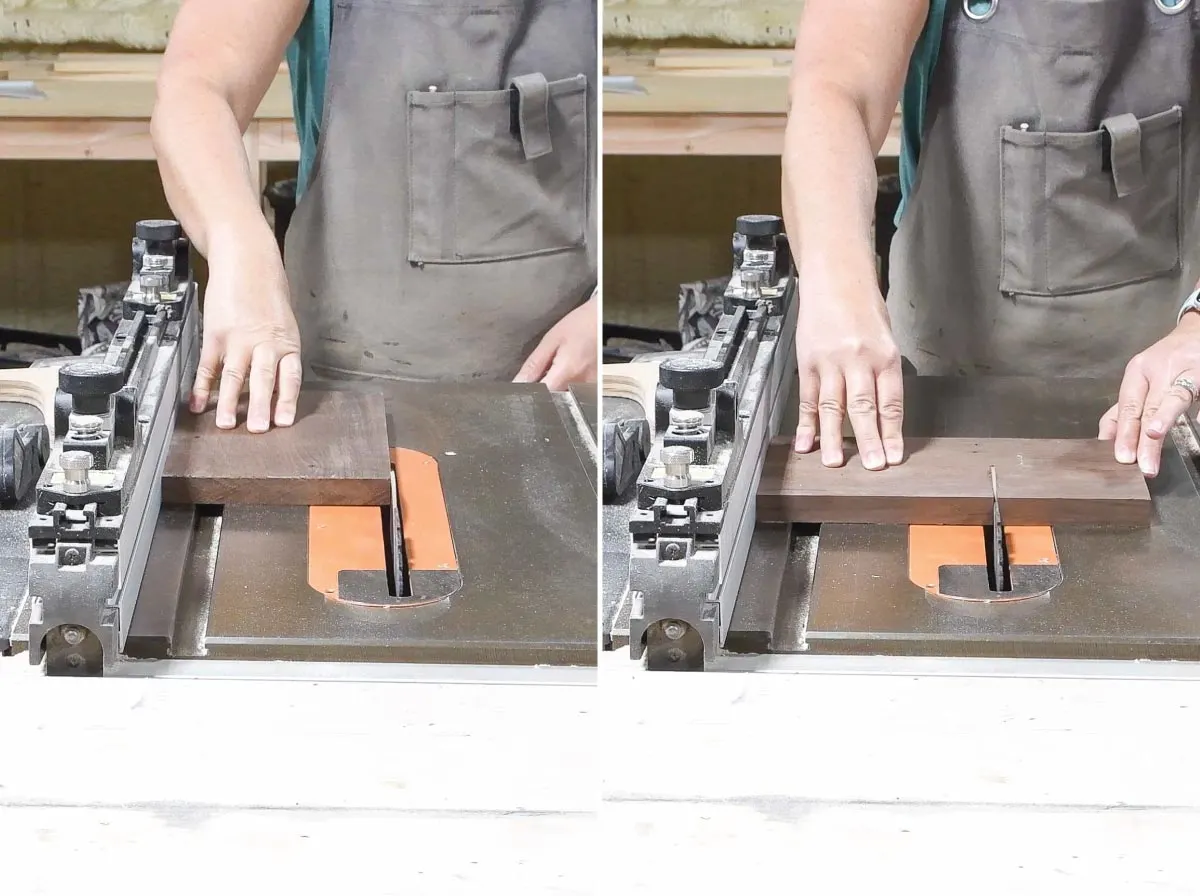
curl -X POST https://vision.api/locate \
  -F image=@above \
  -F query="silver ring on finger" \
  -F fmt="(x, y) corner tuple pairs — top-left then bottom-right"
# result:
(1171, 375), (1199, 404)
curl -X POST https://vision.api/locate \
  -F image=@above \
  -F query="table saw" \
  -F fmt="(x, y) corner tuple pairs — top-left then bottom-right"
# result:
(602, 213), (1200, 671)
(0, 220), (598, 677)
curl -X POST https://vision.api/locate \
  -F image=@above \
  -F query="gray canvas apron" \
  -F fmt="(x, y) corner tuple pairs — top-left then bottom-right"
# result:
(283, 0), (597, 383)
(888, 0), (1200, 380)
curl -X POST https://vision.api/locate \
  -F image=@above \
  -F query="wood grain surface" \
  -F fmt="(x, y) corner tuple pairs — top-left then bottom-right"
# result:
(163, 390), (391, 506)
(602, 360), (661, 415)
(757, 437), (1152, 526)
(0, 367), (60, 437)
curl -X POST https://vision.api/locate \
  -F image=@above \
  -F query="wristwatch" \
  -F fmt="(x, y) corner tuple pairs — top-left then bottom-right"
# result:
(1179, 285), (1200, 324)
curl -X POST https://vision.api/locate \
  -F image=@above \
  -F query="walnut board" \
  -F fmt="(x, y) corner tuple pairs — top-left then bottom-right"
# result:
(757, 437), (1152, 526)
(162, 390), (391, 507)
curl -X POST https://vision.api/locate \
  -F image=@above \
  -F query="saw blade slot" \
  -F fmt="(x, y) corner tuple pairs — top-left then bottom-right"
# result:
(307, 447), (462, 608)
(909, 524), (1062, 604)
(982, 524), (1013, 593)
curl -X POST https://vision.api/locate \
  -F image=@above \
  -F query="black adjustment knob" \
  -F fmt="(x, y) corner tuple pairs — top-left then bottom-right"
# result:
(736, 214), (783, 238)
(59, 361), (125, 398)
(659, 358), (725, 392)
(135, 219), (182, 242)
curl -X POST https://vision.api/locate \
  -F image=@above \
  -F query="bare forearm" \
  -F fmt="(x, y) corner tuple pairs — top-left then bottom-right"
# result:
(782, 81), (881, 295)
(151, 77), (273, 257)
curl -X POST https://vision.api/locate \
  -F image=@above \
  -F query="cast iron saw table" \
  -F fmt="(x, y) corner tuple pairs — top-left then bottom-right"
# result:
(136, 380), (598, 668)
(729, 376), (1200, 662)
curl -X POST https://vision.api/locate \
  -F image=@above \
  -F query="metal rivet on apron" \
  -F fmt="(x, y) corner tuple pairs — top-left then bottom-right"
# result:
(963, 0), (998, 22)
(1154, 0), (1191, 14)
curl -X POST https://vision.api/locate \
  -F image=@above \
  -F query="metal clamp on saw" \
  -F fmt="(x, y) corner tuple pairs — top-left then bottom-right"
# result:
(24, 220), (199, 676)
(611, 214), (798, 671)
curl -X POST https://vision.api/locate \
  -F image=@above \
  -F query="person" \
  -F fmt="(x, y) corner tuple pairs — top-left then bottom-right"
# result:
(151, 0), (598, 434)
(782, 0), (1200, 478)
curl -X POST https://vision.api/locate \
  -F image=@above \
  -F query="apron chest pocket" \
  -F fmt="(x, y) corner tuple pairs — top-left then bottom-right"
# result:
(999, 105), (1182, 297)
(406, 73), (589, 265)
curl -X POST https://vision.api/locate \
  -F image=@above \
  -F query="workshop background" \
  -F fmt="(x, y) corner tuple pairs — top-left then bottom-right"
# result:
(603, 0), (899, 355)
(0, 0), (297, 358)
(1, 1), (898, 356)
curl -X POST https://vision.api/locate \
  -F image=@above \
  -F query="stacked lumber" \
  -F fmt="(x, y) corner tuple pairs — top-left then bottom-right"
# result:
(0, 52), (292, 119)
(604, 48), (901, 157)
(49, 52), (286, 78)
(605, 48), (792, 114)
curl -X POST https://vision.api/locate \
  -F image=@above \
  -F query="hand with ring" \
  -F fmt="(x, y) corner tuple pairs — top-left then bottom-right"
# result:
(1099, 312), (1200, 477)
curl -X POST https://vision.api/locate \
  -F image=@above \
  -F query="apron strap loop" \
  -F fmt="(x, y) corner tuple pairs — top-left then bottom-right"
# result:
(1101, 112), (1146, 198)
(510, 73), (553, 161)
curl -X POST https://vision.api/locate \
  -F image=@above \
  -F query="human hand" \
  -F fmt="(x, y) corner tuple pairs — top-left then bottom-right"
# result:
(514, 293), (598, 391)
(190, 223), (303, 433)
(1098, 312), (1200, 477)
(793, 271), (904, 470)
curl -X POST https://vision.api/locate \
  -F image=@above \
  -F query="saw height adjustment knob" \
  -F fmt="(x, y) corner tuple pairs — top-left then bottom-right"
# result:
(735, 214), (783, 238)
(659, 357), (725, 411)
(58, 361), (125, 416)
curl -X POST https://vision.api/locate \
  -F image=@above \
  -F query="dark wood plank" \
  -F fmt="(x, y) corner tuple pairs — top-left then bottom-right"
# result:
(162, 390), (391, 506)
(757, 437), (1152, 526)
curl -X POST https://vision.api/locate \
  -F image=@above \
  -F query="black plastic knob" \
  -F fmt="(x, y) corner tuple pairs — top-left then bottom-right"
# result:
(736, 214), (783, 238)
(135, 219), (182, 242)
(659, 358), (725, 392)
(59, 361), (125, 398)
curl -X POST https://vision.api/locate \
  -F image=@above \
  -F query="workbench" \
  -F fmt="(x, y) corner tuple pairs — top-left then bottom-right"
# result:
(0, 657), (597, 895)
(7, 651), (1193, 894)
(601, 652), (1200, 892)
(603, 48), (902, 158)
(0, 53), (297, 196)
